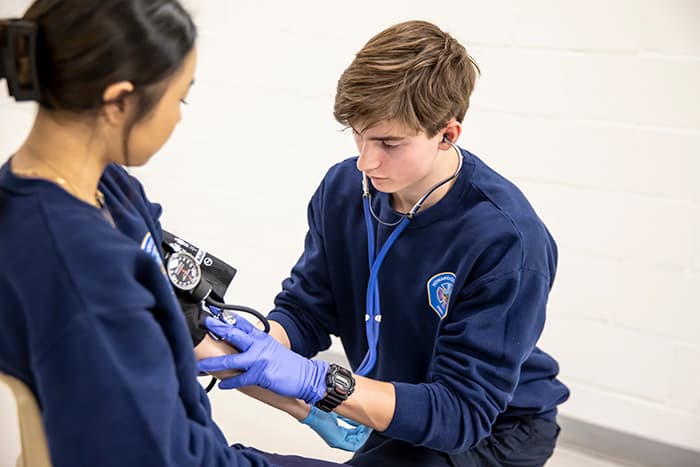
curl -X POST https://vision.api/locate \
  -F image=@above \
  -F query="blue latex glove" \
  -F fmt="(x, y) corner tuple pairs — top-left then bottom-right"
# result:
(301, 405), (372, 452)
(198, 316), (329, 404)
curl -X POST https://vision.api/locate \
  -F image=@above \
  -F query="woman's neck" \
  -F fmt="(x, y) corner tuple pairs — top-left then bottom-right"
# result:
(12, 110), (109, 207)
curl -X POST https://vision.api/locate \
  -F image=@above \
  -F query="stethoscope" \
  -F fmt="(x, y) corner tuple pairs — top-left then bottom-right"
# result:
(354, 142), (463, 376)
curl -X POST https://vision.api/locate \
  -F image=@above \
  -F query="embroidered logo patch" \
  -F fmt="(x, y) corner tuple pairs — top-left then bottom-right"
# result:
(427, 272), (456, 320)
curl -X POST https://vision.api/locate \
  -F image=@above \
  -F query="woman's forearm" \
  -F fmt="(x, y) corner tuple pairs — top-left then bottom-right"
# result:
(194, 334), (311, 420)
(238, 385), (311, 421)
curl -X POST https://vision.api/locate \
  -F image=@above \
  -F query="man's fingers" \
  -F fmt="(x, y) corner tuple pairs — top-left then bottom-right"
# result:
(218, 370), (257, 390)
(205, 317), (253, 350)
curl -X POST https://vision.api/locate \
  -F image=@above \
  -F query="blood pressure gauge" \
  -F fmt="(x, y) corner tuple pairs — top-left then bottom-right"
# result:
(166, 251), (202, 292)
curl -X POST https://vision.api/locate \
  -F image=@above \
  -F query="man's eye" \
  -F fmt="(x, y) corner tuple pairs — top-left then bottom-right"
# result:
(180, 98), (189, 105)
(382, 141), (399, 150)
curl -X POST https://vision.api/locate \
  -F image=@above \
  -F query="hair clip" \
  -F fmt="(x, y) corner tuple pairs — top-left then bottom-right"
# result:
(1, 20), (42, 102)
(0, 29), (5, 81)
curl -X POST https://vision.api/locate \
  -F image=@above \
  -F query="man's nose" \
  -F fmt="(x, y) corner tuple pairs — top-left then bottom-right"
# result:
(356, 142), (381, 173)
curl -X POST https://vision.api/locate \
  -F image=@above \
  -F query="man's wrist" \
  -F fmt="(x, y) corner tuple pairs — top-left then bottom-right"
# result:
(298, 403), (314, 422)
(315, 363), (355, 412)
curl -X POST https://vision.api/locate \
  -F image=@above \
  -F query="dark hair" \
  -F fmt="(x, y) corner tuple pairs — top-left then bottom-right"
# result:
(0, 0), (196, 157)
(334, 20), (480, 137)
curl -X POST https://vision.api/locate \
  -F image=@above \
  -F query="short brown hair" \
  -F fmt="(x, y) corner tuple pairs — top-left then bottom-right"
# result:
(334, 20), (480, 137)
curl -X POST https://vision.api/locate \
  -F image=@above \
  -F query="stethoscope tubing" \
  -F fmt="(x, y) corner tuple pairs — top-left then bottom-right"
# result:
(355, 143), (463, 376)
(357, 203), (410, 375)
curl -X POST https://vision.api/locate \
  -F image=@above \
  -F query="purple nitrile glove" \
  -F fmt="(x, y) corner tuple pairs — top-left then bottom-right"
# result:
(197, 316), (329, 404)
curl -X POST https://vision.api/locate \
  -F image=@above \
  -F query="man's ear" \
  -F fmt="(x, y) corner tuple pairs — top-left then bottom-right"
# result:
(101, 81), (135, 126)
(438, 118), (462, 150)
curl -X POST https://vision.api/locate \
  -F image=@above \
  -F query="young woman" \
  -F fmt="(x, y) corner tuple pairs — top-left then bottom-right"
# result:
(0, 1), (343, 466)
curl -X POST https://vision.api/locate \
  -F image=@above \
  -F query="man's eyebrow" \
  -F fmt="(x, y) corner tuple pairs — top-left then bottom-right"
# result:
(350, 126), (407, 141)
(366, 135), (406, 142)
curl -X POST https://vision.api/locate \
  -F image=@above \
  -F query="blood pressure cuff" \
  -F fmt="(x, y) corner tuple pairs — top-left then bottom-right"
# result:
(162, 229), (237, 346)
(178, 298), (208, 346)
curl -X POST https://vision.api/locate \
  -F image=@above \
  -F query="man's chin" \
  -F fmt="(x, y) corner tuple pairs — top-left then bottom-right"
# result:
(369, 177), (396, 192)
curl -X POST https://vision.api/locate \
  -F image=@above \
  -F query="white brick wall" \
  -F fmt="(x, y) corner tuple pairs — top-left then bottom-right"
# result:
(1, 0), (698, 459)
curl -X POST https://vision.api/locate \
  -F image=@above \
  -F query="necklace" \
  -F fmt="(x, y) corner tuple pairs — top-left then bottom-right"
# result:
(11, 163), (117, 229)
(11, 164), (103, 209)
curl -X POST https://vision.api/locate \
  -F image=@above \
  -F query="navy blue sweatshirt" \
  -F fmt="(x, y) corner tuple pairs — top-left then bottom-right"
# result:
(0, 161), (275, 467)
(268, 148), (570, 454)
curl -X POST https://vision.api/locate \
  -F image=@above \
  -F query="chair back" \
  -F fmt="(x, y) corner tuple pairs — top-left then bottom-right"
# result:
(0, 373), (52, 467)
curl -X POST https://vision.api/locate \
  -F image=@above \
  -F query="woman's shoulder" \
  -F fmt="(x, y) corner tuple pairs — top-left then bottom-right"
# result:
(10, 190), (158, 307)
(100, 163), (147, 199)
(0, 192), (161, 347)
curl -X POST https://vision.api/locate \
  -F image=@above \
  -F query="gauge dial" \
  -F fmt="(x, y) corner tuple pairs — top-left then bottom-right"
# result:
(166, 251), (202, 291)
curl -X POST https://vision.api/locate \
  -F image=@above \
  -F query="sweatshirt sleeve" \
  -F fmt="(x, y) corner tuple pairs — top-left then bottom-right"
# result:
(31, 231), (277, 467)
(267, 180), (337, 358)
(35, 308), (276, 467)
(382, 268), (552, 453)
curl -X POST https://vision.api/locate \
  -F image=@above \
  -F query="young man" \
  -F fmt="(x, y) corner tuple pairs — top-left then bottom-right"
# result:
(200, 20), (569, 466)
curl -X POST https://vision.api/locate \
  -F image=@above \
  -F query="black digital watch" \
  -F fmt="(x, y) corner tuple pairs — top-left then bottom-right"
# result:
(315, 364), (356, 413)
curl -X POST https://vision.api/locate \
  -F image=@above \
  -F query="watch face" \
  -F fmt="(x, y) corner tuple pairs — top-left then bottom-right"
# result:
(166, 251), (202, 291)
(335, 373), (352, 390)
(329, 365), (355, 396)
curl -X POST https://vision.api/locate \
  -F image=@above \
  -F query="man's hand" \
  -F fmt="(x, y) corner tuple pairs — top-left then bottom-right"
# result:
(197, 316), (328, 404)
(301, 405), (372, 452)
